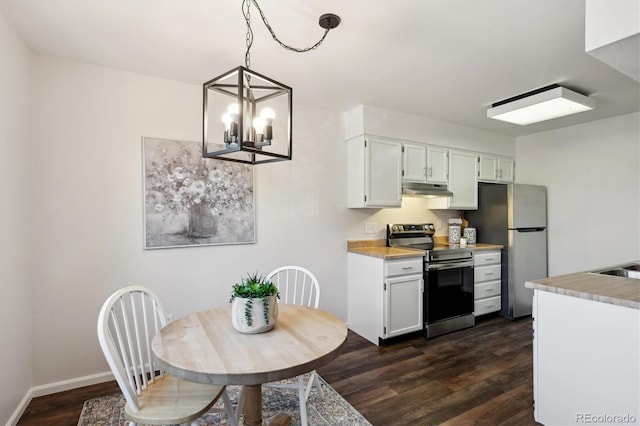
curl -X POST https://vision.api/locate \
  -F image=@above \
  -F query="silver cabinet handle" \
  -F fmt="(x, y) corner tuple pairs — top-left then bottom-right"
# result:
(402, 266), (414, 270)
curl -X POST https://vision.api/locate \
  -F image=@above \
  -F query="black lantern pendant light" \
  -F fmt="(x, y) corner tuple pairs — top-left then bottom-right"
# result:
(202, 0), (341, 165)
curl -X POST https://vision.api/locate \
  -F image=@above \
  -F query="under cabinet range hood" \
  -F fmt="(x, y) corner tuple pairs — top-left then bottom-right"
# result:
(402, 182), (453, 198)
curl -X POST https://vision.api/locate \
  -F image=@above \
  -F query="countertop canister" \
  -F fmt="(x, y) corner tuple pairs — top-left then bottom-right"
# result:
(449, 225), (461, 244)
(464, 227), (476, 244)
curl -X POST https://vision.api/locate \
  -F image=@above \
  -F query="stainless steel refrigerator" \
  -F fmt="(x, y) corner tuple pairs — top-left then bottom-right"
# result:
(467, 183), (548, 319)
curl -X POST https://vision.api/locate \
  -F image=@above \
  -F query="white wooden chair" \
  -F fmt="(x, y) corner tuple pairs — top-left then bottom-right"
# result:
(97, 285), (239, 426)
(264, 266), (323, 426)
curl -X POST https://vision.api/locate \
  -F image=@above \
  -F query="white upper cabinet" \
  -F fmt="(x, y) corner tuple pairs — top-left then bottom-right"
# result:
(478, 154), (498, 181)
(429, 149), (479, 210)
(426, 145), (449, 184)
(479, 154), (514, 183)
(402, 143), (449, 184)
(449, 150), (479, 209)
(347, 135), (402, 208)
(402, 143), (427, 182)
(497, 157), (514, 182)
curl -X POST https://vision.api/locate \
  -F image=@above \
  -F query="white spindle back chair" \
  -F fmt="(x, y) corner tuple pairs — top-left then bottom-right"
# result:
(97, 286), (238, 426)
(263, 266), (323, 426)
(267, 265), (320, 308)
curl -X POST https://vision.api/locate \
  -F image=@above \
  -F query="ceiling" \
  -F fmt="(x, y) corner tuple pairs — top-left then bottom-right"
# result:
(2, 0), (639, 137)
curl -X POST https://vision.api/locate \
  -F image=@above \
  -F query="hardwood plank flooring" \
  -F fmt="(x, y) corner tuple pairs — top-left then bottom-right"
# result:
(18, 315), (538, 425)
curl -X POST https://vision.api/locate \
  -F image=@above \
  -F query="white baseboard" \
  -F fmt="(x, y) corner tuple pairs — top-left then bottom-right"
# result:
(7, 392), (33, 426)
(30, 371), (115, 397)
(8, 371), (114, 426)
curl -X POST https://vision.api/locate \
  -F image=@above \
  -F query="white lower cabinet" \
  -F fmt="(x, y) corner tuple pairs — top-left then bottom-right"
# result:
(348, 253), (423, 345)
(474, 250), (501, 316)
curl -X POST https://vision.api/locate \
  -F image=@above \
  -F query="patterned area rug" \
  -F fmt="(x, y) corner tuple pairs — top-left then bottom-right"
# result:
(77, 373), (371, 425)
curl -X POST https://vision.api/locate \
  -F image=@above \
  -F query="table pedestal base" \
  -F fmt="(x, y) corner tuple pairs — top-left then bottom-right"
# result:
(243, 384), (293, 426)
(244, 384), (262, 426)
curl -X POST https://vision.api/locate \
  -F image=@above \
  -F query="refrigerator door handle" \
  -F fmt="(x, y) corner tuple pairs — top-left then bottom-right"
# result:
(514, 227), (546, 232)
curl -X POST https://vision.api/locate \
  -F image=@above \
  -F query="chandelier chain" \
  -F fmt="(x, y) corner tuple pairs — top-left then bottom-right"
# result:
(243, 0), (253, 69)
(242, 0), (331, 68)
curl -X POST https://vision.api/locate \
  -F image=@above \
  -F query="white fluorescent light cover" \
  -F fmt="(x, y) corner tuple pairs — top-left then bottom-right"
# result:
(487, 86), (596, 125)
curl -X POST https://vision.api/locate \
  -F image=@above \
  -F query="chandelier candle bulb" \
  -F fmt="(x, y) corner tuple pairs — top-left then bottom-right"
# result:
(253, 117), (266, 135)
(260, 108), (275, 142)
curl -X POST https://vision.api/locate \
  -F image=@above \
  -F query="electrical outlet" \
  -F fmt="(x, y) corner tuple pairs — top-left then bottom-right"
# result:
(166, 313), (173, 323)
(364, 222), (377, 234)
(435, 220), (443, 230)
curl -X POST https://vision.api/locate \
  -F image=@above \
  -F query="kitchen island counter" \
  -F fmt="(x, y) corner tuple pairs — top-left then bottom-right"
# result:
(528, 265), (640, 425)
(526, 266), (640, 309)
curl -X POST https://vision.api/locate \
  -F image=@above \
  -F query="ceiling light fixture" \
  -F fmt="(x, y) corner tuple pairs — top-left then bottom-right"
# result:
(203, 0), (341, 164)
(487, 84), (596, 125)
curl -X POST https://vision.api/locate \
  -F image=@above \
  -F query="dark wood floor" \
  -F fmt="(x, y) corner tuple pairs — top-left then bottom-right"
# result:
(18, 315), (537, 425)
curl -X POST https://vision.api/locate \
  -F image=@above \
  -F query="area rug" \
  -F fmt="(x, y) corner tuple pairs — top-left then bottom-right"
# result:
(77, 373), (371, 425)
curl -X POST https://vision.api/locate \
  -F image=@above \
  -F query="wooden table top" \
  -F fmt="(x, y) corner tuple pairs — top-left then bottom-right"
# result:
(151, 304), (348, 386)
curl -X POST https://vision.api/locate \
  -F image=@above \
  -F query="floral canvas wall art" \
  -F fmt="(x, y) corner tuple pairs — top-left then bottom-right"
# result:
(143, 137), (255, 249)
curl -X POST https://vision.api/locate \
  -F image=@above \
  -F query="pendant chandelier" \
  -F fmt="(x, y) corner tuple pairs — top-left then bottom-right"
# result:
(203, 0), (341, 164)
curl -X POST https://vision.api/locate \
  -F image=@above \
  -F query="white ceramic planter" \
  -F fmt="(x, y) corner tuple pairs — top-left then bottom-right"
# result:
(231, 295), (278, 334)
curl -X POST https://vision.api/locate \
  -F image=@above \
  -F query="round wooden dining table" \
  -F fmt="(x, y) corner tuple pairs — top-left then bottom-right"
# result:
(151, 303), (348, 426)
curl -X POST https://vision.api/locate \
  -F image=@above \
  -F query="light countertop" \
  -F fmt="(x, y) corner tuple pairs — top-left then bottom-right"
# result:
(347, 239), (503, 260)
(526, 265), (640, 309)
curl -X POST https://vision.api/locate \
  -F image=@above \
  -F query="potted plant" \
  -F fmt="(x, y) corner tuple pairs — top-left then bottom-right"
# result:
(230, 272), (280, 334)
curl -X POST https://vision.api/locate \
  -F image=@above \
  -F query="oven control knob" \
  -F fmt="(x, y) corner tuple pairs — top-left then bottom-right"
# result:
(391, 225), (398, 232)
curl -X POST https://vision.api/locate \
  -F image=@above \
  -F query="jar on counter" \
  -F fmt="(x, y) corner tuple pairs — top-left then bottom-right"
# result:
(448, 225), (461, 244)
(463, 227), (476, 244)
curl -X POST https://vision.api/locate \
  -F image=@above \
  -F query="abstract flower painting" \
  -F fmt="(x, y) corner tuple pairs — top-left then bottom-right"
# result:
(143, 137), (255, 249)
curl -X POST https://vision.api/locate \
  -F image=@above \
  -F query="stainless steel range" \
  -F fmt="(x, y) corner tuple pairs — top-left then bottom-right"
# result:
(387, 223), (475, 338)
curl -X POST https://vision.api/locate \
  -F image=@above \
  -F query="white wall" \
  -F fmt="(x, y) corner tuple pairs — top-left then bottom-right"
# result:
(515, 112), (640, 275)
(0, 11), (33, 425)
(585, 0), (639, 51)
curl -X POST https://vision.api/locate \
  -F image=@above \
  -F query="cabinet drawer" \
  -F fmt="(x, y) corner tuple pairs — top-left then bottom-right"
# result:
(475, 296), (501, 316)
(474, 280), (501, 300)
(474, 251), (501, 266)
(474, 264), (501, 282)
(385, 258), (423, 277)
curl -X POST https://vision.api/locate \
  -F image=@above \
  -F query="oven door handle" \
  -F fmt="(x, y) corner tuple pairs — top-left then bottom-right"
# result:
(427, 261), (474, 271)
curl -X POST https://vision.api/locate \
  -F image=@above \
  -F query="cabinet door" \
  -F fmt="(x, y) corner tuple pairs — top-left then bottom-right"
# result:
(426, 145), (448, 184)
(384, 274), (423, 338)
(365, 137), (402, 207)
(478, 154), (498, 182)
(498, 157), (514, 183)
(448, 149), (479, 209)
(402, 143), (427, 182)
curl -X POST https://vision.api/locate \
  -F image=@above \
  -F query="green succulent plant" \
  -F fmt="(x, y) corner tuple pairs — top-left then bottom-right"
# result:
(230, 272), (279, 326)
